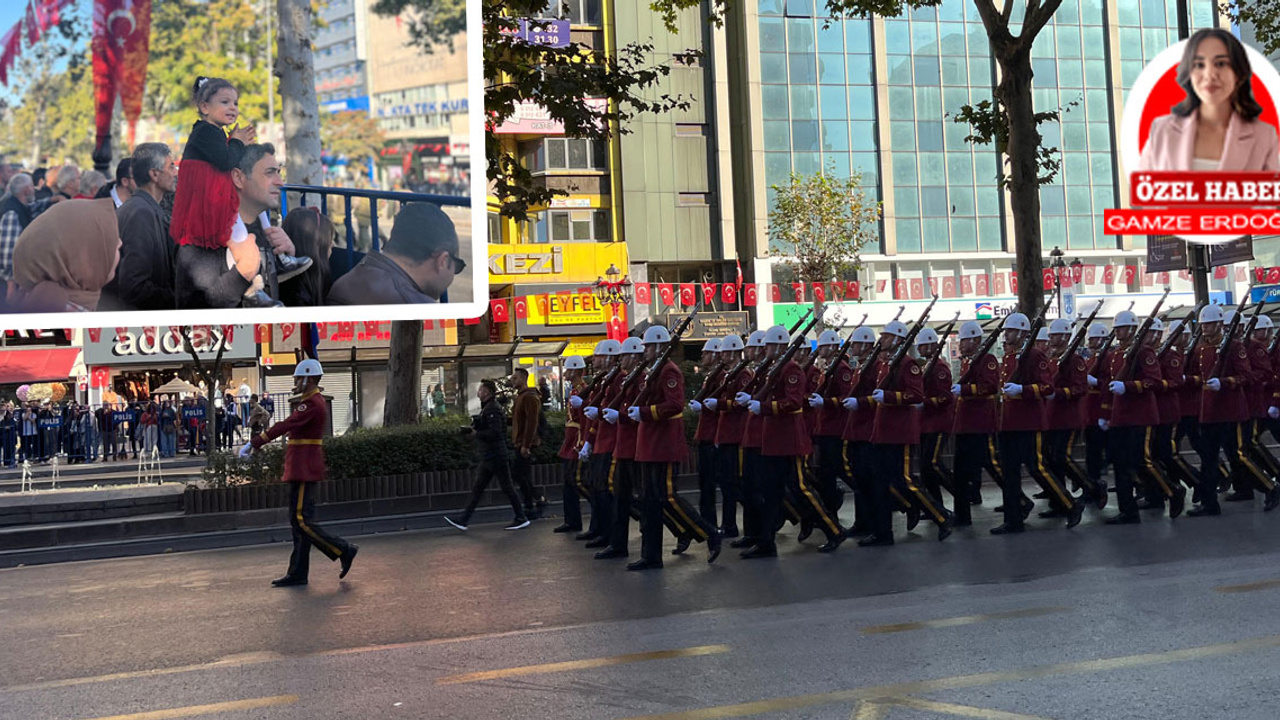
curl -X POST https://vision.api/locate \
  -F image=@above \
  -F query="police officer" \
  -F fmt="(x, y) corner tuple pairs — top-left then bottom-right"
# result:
(916, 327), (957, 510)
(808, 329), (855, 515)
(690, 339), (725, 531)
(738, 324), (844, 557)
(553, 355), (590, 534)
(580, 339), (623, 544)
(706, 333), (748, 538)
(243, 359), (357, 587)
(950, 321), (1004, 525)
(1044, 318), (1105, 509)
(627, 326), (721, 570)
(995, 312), (1083, 534)
(0, 402), (17, 467)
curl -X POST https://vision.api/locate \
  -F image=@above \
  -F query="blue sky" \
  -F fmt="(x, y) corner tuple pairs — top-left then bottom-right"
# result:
(0, 1), (89, 104)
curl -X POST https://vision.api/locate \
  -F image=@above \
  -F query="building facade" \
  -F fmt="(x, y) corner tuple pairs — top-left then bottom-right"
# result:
(315, 0), (370, 112)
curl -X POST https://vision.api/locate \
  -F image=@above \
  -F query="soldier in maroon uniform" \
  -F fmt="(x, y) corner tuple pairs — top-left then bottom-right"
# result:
(1186, 304), (1280, 515)
(581, 340), (623, 543)
(950, 321), (1005, 526)
(732, 331), (768, 548)
(690, 339), (725, 533)
(246, 359), (355, 587)
(737, 325), (845, 557)
(1044, 318), (1104, 511)
(1228, 312), (1280, 503)
(1083, 323), (1111, 494)
(1148, 318), (1201, 507)
(841, 327), (882, 535)
(1101, 310), (1184, 523)
(626, 325), (721, 571)
(809, 330), (855, 516)
(554, 354), (590, 534)
(994, 313), (1083, 534)
(915, 327), (957, 510)
(705, 333), (750, 538)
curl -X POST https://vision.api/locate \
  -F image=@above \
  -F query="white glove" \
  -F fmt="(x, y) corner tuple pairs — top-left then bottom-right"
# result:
(734, 392), (752, 405)
(871, 389), (885, 403)
(1270, 406), (1279, 420)
(704, 398), (718, 411)
(842, 397), (858, 411)
(238, 442), (253, 459)
(748, 400), (762, 415)
(808, 393), (825, 409)
(578, 441), (592, 460)
(1002, 382), (1023, 397)
(584, 406), (600, 420)
(951, 383), (962, 396)
(603, 408), (620, 424)
(1108, 381), (1126, 396)
(1098, 418), (1110, 431)
(1206, 378), (1222, 392)
(1087, 375), (1099, 388)
(627, 406), (642, 422)
(569, 395), (583, 409)
(912, 403), (924, 409)
(689, 400), (703, 414)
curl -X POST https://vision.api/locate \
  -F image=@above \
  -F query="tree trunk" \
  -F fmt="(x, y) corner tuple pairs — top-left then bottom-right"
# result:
(275, 0), (324, 188)
(997, 48), (1045, 318)
(384, 320), (423, 426)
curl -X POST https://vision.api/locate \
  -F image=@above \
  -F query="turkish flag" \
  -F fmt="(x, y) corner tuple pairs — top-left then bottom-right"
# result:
(812, 283), (826, 303)
(1214, 266), (1228, 280)
(114, 326), (127, 340)
(556, 291), (572, 310)
(876, 280), (887, 294)
(87, 327), (101, 343)
(534, 295), (550, 317)
(361, 321), (379, 337)
(91, 367), (111, 388)
(255, 324), (271, 343)
(142, 326), (156, 343)
(513, 296), (529, 319)
(894, 279), (907, 299)
(606, 315), (627, 341)
(93, 0), (152, 154)
(1083, 265), (1096, 285)
(634, 282), (651, 305)
(168, 325), (182, 343)
(192, 326), (211, 345)
(721, 282), (737, 305)
(1122, 265), (1137, 284)
(1010, 273), (1019, 294)
(829, 281), (845, 300)
(771, 284), (782, 303)
(1178, 269), (1190, 281)
(909, 278), (924, 300)
(744, 284), (758, 306)
(464, 315), (481, 325)
(992, 274), (1005, 295)
(222, 325), (235, 342)
(680, 283), (697, 306)
(423, 320), (435, 331)
(701, 283), (717, 305)
(791, 283), (806, 303)
(281, 323), (296, 341)
(1256, 267), (1268, 284)
(1268, 267), (1280, 284)
(1159, 272), (1171, 285)
(848, 281), (860, 299)
(318, 323), (331, 340)
(658, 284), (674, 306)
(1042, 268), (1056, 288)
(926, 277), (938, 297)
(490, 299), (509, 323)
(1102, 266), (1116, 284)
(960, 275), (973, 296)
(942, 276), (957, 298)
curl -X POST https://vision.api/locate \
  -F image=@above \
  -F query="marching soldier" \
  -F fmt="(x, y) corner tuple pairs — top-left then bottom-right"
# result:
(916, 327), (957, 510)
(554, 355), (590, 534)
(1083, 322), (1111, 496)
(737, 324), (844, 557)
(808, 329), (855, 516)
(1045, 318), (1105, 509)
(581, 339), (624, 544)
(595, 337), (646, 559)
(732, 331), (769, 549)
(627, 326), (721, 571)
(243, 359), (357, 587)
(704, 333), (749, 538)
(1100, 310), (1184, 523)
(841, 327), (882, 535)
(950, 321), (1004, 526)
(995, 312), (1083, 534)
(1150, 318), (1201, 505)
(691, 339), (725, 531)
(1185, 304), (1280, 516)
(1230, 313), (1280, 503)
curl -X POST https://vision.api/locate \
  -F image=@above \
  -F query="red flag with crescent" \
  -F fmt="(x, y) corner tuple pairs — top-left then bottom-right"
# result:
(87, 328), (102, 343)
(281, 323), (296, 341)
(490, 299), (509, 323)
(513, 296), (529, 319)
(743, 284), (758, 307)
(701, 283), (717, 306)
(721, 282), (737, 305)
(142, 326), (156, 343)
(1009, 273), (1019, 294)
(634, 282), (651, 305)
(658, 284), (674, 306)
(771, 284), (782, 303)
(679, 283), (696, 306)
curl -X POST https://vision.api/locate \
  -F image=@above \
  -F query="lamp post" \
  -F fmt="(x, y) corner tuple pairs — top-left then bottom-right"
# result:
(1049, 246), (1065, 318)
(593, 264), (632, 341)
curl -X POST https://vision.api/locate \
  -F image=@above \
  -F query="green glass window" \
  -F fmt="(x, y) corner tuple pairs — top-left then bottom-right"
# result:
(759, 18), (786, 52)
(1084, 59), (1107, 88)
(790, 54), (817, 84)
(921, 187), (948, 216)
(761, 53), (788, 84)
(946, 152), (973, 186)
(846, 21), (873, 53)
(826, 152), (851, 179)
(1121, 61), (1143, 89)
(821, 120), (850, 151)
(765, 152), (792, 187)
(966, 23), (989, 57)
(891, 120), (916, 150)
(850, 121), (877, 151)
(792, 121), (820, 152)
(912, 22), (938, 54)
(894, 186), (920, 217)
(978, 217), (1003, 251)
(918, 151), (945, 180)
(1081, 26), (1106, 59)
(785, 0), (813, 17)
(787, 18), (816, 52)
(1056, 0), (1080, 24)
(887, 54), (914, 84)
(888, 87), (915, 119)
(976, 185), (1000, 216)
(1058, 60), (1083, 89)
(1062, 123), (1087, 152)
(1118, 28), (1142, 60)
(1090, 152), (1113, 182)
(764, 120), (790, 151)
(790, 86), (818, 120)
(1041, 186), (1065, 215)
(1032, 26), (1053, 58)
(1042, 215), (1068, 246)
(944, 121), (970, 150)
(914, 56), (941, 85)
(938, 0), (965, 22)
(1067, 216), (1095, 250)
(917, 121), (944, 151)
(758, 0), (783, 15)
(1085, 89), (1109, 123)
(1140, 0), (1165, 24)
(817, 22), (844, 52)
(1117, 1), (1140, 24)
(1088, 123), (1112, 151)
(1082, 0), (1104, 21)
(1056, 25), (1081, 59)
(884, 20), (910, 53)
(1032, 58), (1057, 88)
(1040, 122), (1061, 150)
(1093, 186), (1115, 212)
(820, 85), (847, 118)
(922, 218), (950, 251)
(897, 219), (922, 252)
(941, 56), (968, 85)
(939, 23), (966, 55)
(818, 54), (845, 84)
(1067, 186), (1093, 216)
(915, 86), (942, 118)
(794, 152), (820, 176)
(1064, 154), (1090, 185)
(850, 88), (877, 119)
(851, 152), (879, 186)
(847, 54), (873, 84)
(1142, 28), (1167, 59)
(949, 186), (975, 216)
(892, 153), (918, 185)
(951, 218), (977, 250)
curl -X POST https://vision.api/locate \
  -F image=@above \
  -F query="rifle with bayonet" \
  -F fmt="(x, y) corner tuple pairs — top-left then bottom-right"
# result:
(751, 314), (823, 401)
(817, 312), (884, 396)
(705, 309), (814, 401)
(1058, 300), (1104, 366)
(879, 295), (940, 389)
(957, 315), (1010, 384)
(1118, 289), (1171, 381)
(1208, 296), (1252, 380)
(1091, 300), (1136, 372)
(610, 309), (701, 410)
(922, 311), (962, 378)
(1159, 301), (1205, 359)
(1009, 284), (1061, 385)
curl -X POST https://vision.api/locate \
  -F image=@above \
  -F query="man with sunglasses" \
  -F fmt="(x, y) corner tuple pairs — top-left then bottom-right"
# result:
(327, 202), (463, 305)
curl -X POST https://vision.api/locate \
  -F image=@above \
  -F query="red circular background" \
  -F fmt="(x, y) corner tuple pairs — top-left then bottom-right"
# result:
(1136, 66), (1279, 153)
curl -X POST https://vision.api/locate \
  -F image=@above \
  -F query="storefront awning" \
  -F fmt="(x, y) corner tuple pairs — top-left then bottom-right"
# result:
(0, 348), (81, 384)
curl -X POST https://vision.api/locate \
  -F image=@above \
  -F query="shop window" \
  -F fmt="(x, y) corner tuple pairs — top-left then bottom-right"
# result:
(528, 210), (612, 243)
(488, 213), (502, 243)
(538, 0), (601, 25)
(525, 138), (607, 173)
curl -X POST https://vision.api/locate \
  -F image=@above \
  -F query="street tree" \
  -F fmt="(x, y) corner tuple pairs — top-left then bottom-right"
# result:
(385, 321), (424, 426)
(275, 0), (324, 187)
(768, 168), (880, 326)
(321, 110), (386, 166)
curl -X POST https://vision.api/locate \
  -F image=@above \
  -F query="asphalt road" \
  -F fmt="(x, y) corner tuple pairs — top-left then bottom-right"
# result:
(6, 488), (1280, 719)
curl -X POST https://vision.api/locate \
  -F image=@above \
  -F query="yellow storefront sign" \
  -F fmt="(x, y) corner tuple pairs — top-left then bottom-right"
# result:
(527, 292), (608, 326)
(488, 242), (629, 284)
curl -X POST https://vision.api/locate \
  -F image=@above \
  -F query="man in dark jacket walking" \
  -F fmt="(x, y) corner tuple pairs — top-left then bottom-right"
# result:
(445, 380), (530, 531)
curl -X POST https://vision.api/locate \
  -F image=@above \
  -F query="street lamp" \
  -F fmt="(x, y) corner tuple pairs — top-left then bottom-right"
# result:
(1049, 246), (1065, 317)
(593, 264), (632, 341)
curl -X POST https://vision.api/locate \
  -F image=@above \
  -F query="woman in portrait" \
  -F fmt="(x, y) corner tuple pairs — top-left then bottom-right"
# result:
(1139, 28), (1279, 172)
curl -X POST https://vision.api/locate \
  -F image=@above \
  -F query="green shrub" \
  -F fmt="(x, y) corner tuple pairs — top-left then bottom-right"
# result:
(203, 445), (285, 488)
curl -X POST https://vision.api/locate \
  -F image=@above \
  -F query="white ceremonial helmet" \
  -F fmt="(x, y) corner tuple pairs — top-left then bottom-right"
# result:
(747, 330), (767, 348)
(915, 327), (939, 346)
(764, 324), (790, 345)
(884, 320), (909, 338)
(720, 334), (745, 352)
(1005, 313), (1031, 332)
(1257, 315), (1275, 330)
(852, 327), (877, 344)
(1224, 309), (1239, 325)
(564, 356), (587, 370)
(1200, 304), (1224, 324)
(817, 329), (842, 347)
(621, 337), (645, 354)
(1035, 327), (1050, 341)
(1114, 310), (1139, 328)
(597, 339), (623, 356)
(642, 325), (672, 344)
(294, 359), (324, 377)
(1087, 322), (1109, 339)
(1049, 318), (1072, 335)
(704, 338), (722, 353)
(1149, 318), (1165, 332)
(958, 321), (984, 340)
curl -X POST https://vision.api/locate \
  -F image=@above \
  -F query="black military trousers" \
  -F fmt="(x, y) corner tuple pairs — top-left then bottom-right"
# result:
(998, 430), (1074, 527)
(586, 452), (615, 538)
(919, 432), (955, 504)
(716, 443), (743, 533)
(561, 457), (587, 530)
(639, 461), (714, 562)
(697, 441), (719, 528)
(951, 433), (1000, 524)
(286, 481), (352, 581)
(842, 440), (874, 531)
(814, 435), (849, 515)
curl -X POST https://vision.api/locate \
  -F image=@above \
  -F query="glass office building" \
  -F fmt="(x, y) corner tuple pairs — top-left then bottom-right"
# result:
(732, 0), (1229, 315)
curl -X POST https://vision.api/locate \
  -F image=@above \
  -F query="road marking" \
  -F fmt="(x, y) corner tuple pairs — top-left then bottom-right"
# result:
(886, 697), (1052, 719)
(78, 695), (298, 720)
(620, 633), (1280, 720)
(861, 607), (1069, 635)
(1215, 579), (1280, 593)
(849, 701), (885, 720)
(436, 645), (730, 685)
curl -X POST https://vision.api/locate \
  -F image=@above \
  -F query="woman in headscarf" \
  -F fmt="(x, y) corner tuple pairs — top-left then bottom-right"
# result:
(7, 199), (122, 312)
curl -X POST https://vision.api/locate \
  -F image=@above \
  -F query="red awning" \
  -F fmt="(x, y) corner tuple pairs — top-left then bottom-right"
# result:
(0, 348), (80, 384)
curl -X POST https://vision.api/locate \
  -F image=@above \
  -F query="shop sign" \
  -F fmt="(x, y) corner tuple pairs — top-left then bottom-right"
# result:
(84, 326), (256, 366)
(512, 284), (612, 336)
(661, 312), (750, 342)
(492, 98), (607, 135)
(488, 242), (629, 284)
(376, 98), (469, 118)
(532, 293), (606, 326)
